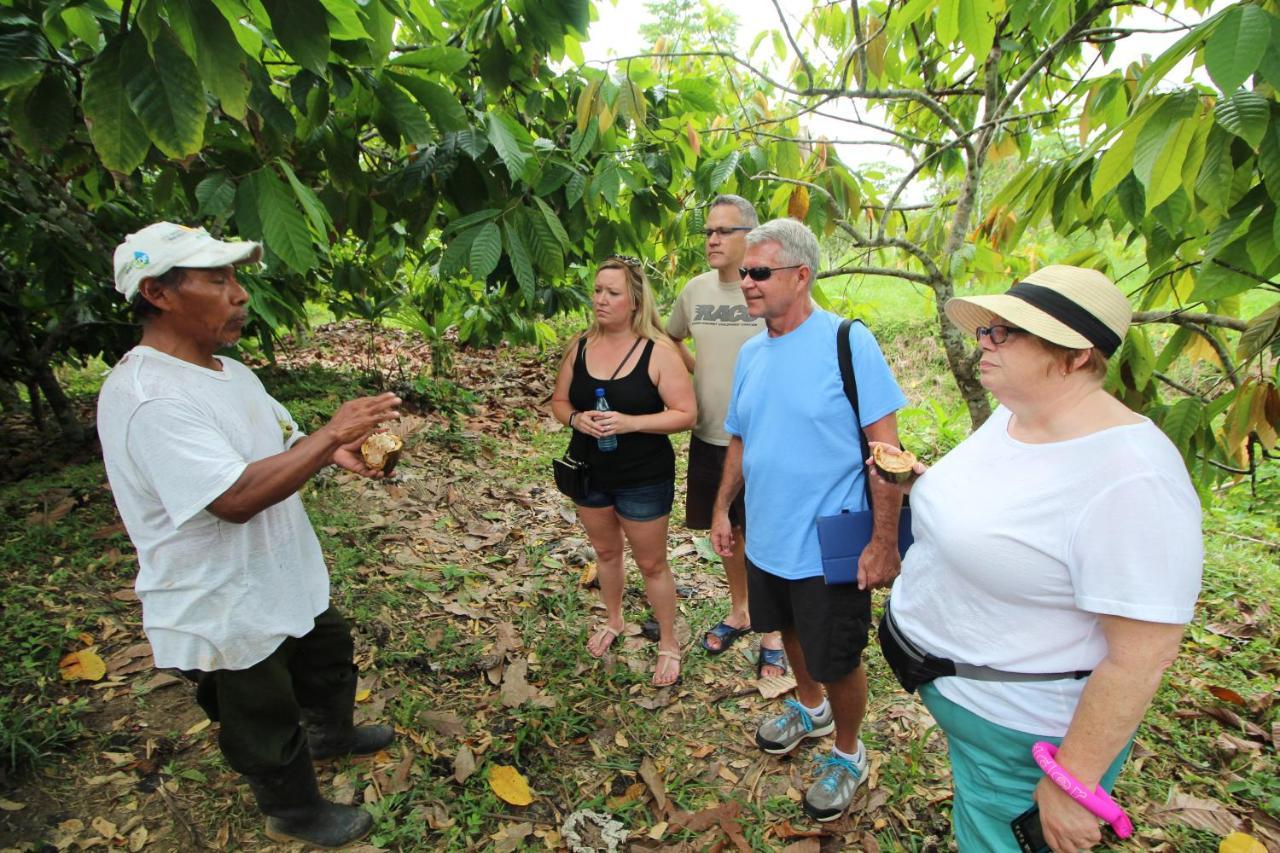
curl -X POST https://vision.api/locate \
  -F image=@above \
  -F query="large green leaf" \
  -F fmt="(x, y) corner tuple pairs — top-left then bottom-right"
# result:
(487, 111), (532, 181)
(504, 222), (536, 302)
(124, 24), (206, 158)
(317, 0), (370, 40)
(534, 197), (571, 250)
(1204, 4), (1270, 96)
(1146, 116), (1197, 212)
(9, 72), (74, 154)
(82, 35), (151, 173)
(387, 72), (468, 132)
(935, 0), (960, 46)
(374, 76), (433, 146)
(187, 0), (250, 120)
(1259, 121), (1280, 203)
(195, 173), (236, 219)
(1237, 302), (1280, 360)
(709, 150), (740, 192)
(278, 159), (332, 237)
(957, 0), (1000, 61)
(524, 206), (565, 276)
(256, 167), (318, 274)
(0, 29), (46, 88)
(443, 208), (502, 237)
(261, 0), (330, 78)
(390, 45), (471, 74)
(1160, 397), (1204, 457)
(1214, 91), (1270, 150)
(468, 221), (502, 279)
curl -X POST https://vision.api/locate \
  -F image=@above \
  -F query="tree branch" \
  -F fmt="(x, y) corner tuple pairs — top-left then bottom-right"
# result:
(771, 0), (814, 88)
(819, 265), (934, 285)
(1153, 371), (1207, 401)
(1133, 310), (1248, 331)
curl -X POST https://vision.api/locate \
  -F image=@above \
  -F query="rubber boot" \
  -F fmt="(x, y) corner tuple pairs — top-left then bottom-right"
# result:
(302, 665), (395, 761)
(245, 747), (373, 848)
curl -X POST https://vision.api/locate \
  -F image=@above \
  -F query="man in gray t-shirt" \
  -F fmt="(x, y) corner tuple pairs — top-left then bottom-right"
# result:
(666, 195), (784, 678)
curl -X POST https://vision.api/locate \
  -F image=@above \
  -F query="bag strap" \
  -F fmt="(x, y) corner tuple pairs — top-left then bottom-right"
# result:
(837, 318), (875, 509)
(609, 337), (644, 380)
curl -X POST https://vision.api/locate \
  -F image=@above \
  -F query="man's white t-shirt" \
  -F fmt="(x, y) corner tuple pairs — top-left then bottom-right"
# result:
(97, 346), (329, 672)
(889, 406), (1202, 736)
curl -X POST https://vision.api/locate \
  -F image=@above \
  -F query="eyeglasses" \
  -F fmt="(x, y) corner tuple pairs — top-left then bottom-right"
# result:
(976, 325), (1026, 345)
(606, 255), (642, 268)
(702, 226), (753, 239)
(739, 264), (802, 282)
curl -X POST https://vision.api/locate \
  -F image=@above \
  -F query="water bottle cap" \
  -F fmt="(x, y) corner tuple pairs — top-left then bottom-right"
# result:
(595, 388), (605, 397)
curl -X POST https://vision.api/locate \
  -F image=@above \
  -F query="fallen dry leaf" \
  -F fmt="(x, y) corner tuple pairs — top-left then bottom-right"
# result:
(757, 672), (797, 700)
(59, 649), (106, 682)
(488, 765), (533, 806)
(1209, 685), (1248, 707)
(128, 825), (148, 852)
(454, 745), (477, 784)
(1150, 788), (1242, 836)
(90, 816), (118, 839)
(639, 756), (667, 813)
(782, 840), (820, 853)
(0, 798), (25, 811)
(184, 719), (211, 736)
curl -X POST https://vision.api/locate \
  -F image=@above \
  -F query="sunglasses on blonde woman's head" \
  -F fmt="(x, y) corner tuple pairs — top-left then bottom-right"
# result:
(606, 254), (642, 268)
(976, 324), (1026, 345)
(739, 264), (802, 282)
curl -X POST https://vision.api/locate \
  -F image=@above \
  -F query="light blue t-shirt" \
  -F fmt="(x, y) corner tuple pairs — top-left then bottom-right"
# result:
(725, 309), (906, 579)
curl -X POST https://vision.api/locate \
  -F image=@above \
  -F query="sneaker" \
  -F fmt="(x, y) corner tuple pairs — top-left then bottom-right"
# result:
(754, 699), (835, 754)
(802, 748), (869, 822)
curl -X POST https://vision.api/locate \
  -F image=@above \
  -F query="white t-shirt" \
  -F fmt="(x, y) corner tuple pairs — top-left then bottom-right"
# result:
(889, 405), (1202, 736)
(97, 346), (330, 672)
(666, 270), (763, 445)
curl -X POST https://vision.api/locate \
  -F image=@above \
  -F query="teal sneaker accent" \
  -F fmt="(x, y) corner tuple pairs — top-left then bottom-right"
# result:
(754, 699), (834, 754)
(802, 747), (869, 822)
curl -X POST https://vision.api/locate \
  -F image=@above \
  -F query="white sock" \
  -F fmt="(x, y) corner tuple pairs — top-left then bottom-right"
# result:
(833, 741), (864, 764)
(801, 697), (829, 718)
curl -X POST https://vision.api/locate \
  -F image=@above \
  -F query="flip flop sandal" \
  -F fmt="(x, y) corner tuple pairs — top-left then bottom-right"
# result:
(587, 625), (621, 659)
(653, 649), (682, 687)
(757, 645), (788, 678)
(700, 620), (751, 655)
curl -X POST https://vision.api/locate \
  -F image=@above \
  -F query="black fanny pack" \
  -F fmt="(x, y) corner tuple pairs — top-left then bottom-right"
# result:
(878, 600), (1093, 694)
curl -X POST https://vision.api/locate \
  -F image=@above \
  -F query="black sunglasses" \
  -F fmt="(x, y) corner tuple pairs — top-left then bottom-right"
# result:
(739, 264), (802, 282)
(702, 226), (753, 238)
(976, 324), (1026, 345)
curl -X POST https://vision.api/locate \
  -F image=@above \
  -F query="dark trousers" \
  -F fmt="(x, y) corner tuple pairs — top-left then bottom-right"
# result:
(183, 607), (355, 776)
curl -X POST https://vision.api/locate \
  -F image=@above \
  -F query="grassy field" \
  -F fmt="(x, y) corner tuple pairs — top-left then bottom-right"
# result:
(0, 318), (1275, 851)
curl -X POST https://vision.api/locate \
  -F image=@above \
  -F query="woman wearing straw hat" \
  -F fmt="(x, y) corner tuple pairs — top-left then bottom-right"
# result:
(869, 266), (1202, 852)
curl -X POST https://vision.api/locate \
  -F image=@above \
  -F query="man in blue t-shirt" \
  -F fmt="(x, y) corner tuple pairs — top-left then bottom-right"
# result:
(711, 218), (907, 822)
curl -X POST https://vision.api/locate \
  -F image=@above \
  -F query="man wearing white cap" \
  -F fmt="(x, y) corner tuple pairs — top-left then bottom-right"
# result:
(98, 222), (401, 848)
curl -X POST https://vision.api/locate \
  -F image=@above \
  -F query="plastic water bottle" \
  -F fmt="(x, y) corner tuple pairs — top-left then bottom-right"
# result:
(595, 388), (617, 452)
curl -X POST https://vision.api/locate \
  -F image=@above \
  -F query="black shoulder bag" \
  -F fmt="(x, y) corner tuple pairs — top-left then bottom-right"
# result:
(551, 336), (643, 500)
(814, 318), (914, 585)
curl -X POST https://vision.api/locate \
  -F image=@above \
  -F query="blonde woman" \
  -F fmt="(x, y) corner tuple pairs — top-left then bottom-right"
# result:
(551, 257), (696, 687)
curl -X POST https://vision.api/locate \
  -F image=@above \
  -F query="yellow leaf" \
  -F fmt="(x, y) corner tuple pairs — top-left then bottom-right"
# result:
(0, 798), (25, 811)
(355, 688), (372, 702)
(185, 718), (211, 736)
(1220, 833), (1267, 853)
(787, 186), (810, 220)
(59, 649), (106, 682)
(488, 765), (533, 806)
(685, 122), (700, 157)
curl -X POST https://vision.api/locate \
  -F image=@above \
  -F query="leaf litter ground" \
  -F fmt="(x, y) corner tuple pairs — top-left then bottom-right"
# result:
(1, 321), (1277, 851)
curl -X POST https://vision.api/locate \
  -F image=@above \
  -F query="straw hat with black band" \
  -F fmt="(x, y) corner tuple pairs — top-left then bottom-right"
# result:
(943, 265), (1131, 358)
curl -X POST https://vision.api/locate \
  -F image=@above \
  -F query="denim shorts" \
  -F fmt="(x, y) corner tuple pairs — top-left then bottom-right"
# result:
(576, 479), (675, 522)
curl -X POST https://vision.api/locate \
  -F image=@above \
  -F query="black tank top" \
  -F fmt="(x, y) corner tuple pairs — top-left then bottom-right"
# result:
(569, 337), (675, 490)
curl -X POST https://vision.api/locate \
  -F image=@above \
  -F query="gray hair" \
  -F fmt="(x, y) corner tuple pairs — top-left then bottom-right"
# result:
(710, 194), (759, 228)
(745, 217), (820, 279)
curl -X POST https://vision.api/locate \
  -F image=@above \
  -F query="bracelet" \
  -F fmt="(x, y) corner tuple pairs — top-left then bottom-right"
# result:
(1031, 742), (1133, 839)
(568, 411), (579, 429)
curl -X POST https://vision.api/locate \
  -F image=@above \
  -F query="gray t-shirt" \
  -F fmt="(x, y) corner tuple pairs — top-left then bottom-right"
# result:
(666, 270), (763, 445)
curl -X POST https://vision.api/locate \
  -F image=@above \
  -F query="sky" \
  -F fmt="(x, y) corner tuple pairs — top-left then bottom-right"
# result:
(576, 0), (1220, 175)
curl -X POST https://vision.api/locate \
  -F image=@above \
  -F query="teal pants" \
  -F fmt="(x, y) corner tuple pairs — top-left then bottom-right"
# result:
(919, 682), (1130, 852)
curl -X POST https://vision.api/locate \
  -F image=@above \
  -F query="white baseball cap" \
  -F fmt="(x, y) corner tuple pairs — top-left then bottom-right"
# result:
(113, 222), (263, 301)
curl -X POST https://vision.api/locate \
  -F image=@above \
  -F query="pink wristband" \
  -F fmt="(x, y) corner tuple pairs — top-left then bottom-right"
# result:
(1031, 742), (1133, 839)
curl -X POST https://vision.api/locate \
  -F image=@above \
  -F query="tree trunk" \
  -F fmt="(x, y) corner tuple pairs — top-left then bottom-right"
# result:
(929, 278), (992, 429)
(26, 381), (44, 433)
(0, 380), (19, 412)
(34, 365), (85, 443)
